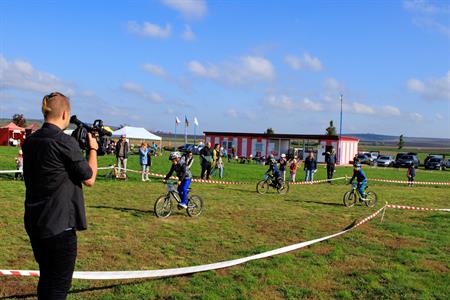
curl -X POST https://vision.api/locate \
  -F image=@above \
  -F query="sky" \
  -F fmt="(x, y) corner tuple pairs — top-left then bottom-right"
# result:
(0, 0), (449, 138)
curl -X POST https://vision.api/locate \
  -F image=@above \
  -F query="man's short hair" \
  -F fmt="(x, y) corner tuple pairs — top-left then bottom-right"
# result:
(41, 92), (70, 120)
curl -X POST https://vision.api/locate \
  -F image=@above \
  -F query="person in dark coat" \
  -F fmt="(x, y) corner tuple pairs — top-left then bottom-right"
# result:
(325, 148), (336, 183)
(304, 152), (317, 183)
(200, 142), (213, 179)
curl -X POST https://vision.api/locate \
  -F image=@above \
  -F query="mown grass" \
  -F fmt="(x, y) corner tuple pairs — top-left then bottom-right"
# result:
(0, 146), (449, 299)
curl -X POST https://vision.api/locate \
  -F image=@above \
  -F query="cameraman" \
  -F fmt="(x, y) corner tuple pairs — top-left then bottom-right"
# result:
(22, 92), (98, 300)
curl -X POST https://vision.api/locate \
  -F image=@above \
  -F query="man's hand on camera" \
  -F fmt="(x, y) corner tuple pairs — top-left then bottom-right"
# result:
(87, 133), (99, 152)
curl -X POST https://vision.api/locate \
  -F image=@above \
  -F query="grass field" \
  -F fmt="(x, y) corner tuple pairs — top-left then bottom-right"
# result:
(0, 146), (449, 299)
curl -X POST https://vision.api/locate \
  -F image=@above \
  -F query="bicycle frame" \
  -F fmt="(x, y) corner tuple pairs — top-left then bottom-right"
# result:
(166, 182), (182, 204)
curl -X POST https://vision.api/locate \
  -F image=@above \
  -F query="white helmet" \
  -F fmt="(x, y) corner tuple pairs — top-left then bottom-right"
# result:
(169, 151), (182, 160)
(281, 153), (286, 158)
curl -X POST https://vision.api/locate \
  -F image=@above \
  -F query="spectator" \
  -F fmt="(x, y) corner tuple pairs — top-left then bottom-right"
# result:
(15, 149), (24, 180)
(407, 162), (415, 187)
(115, 135), (129, 176)
(325, 148), (337, 183)
(200, 142), (213, 179)
(289, 156), (299, 182)
(211, 144), (220, 177)
(181, 150), (194, 170)
(147, 149), (153, 175)
(304, 152), (317, 183)
(139, 143), (150, 182)
(279, 153), (287, 181)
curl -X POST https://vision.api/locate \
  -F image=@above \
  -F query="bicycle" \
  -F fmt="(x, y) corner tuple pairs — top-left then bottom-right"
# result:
(343, 183), (378, 207)
(154, 180), (204, 218)
(256, 174), (289, 195)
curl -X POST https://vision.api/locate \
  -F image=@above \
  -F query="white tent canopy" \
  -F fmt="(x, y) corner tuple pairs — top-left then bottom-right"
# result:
(112, 126), (162, 141)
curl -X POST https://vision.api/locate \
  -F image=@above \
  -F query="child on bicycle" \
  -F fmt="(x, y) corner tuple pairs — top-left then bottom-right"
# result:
(266, 155), (283, 186)
(349, 162), (367, 201)
(164, 151), (192, 208)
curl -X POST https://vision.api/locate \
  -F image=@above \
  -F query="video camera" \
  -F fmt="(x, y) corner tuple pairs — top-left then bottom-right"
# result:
(70, 115), (112, 156)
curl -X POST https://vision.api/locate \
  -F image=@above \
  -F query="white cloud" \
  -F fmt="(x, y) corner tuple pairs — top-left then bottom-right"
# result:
(409, 112), (424, 121)
(302, 53), (323, 71)
(284, 55), (301, 70)
(241, 56), (275, 80)
(403, 0), (450, 37)
(127, 21), (171, 38)
(407, 71), (450, 101)
(227, 108), (238, 118)
(161, 0), (207, 19)
(187, 60), (219, 78)
(122, 82), (163, 103)
(265, 95), (296, 110)
(181, 24), (195, 41)
(141, 63), (168, 77)
(188, 55), (275, 85)
(382, 105), (401, 116)
(351, 102), (376, 115)
(284, 53), (323, 71)
(226, 108), (256, 120)
(324, 77), (345, 94)
(302, 98), (323, 112)
(0, 55), (74, 95)
(435, 112), (444, 120)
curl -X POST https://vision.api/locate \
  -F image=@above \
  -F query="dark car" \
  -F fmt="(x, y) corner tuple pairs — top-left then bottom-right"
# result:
(395, 154), (419, 168)
(425, 157), (447, 170)
(356, 154), (374, 165)
(424, 154), (444, 166)
(177, 144), (194, 152)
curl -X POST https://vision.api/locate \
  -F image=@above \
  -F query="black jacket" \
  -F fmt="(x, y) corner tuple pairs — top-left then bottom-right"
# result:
(115, 140), (129, 158)
(304, 156), (317, 170)
(165, 163), (192, 181)
(23, 123), (93, 239)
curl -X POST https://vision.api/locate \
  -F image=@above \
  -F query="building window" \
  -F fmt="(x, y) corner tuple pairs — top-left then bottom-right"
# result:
(255, 143), (263, 152)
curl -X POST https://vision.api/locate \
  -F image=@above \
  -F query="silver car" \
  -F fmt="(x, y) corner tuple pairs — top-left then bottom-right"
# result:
(376, 155), (394, 167)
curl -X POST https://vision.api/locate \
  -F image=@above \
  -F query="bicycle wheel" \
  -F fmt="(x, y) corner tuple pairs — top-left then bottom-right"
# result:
(256, 180), (269, 194)
(343, 191), (357, 207)
(187, 195), (204, 217)
(365, 191), (378, 208)
(277, 182), (289, 194)
(154, 195), (172, 218)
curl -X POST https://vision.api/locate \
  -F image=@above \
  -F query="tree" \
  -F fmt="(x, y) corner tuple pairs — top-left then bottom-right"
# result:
(325, 120), (337, 135)
(398, 134), (405, 149)
(12, 114), (26, 127)
(265, 128), (274, 135)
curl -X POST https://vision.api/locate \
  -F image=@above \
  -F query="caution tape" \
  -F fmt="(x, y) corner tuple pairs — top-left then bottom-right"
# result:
(2, 203), (448, 280)
(288, 176), (346, 185)
(371, 178), (450, 186)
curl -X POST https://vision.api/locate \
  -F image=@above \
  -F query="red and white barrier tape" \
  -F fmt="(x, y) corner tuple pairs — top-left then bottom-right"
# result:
(288, 176), (346, 185)
(2, 203), (448, 280)
(371, 178), (450, 186)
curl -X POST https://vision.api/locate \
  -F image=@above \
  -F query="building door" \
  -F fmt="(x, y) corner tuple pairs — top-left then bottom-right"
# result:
(242, 138), (247, 157)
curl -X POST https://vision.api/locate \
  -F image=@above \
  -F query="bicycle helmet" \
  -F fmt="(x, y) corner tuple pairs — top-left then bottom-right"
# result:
(169, 151), (182, 161)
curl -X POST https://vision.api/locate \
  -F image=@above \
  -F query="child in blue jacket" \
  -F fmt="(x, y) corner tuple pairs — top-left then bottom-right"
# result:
(349, 162), (367, 200)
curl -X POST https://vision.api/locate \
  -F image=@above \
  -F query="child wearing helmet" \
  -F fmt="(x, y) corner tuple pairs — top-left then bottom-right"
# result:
(164, 151), (192, 208)
(349, 162), (367, 201)
(266, 155), (283, 186)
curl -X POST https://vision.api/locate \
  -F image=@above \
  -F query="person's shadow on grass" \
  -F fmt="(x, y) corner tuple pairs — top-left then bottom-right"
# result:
(88, 205), (153, 216)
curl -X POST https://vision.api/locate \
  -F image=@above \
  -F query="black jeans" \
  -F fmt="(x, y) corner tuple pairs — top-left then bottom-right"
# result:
(201, 162), (211, 179)
(327, 165), (335, 181)
(30, 230), (77, 300)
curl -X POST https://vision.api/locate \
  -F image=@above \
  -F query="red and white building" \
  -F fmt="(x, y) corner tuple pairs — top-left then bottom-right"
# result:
(204, 132), (359, 165)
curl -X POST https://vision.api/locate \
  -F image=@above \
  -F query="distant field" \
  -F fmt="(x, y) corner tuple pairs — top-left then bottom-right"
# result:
(0, 146), (449, 299)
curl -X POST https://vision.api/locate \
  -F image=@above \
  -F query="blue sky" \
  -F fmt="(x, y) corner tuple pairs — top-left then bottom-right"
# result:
(0, 0), (449, 138)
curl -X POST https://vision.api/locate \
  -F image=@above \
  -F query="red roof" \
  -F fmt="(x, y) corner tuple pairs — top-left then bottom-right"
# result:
(26, 123), (40, 131)
(1, 122), (25, 131)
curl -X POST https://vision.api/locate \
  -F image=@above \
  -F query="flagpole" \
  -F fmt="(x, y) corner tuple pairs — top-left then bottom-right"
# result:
(174, 121), (177, 151)
(194, 124), (196, 145)
(184, 115), (187, 145)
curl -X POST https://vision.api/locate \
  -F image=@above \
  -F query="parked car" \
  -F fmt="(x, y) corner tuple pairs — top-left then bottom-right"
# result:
(177, 144), (194, 152)
(395, 154), (419, 168)
(425, 157), (447, 170)
(356, 154), (374, 165)
(424, 154), (444, 166)
(376, 155), (394, 167)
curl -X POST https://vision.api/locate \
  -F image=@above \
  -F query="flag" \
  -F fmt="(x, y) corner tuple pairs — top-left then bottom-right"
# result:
(194, 117), (198, 126)
(175, 117), (180, 126)
(185, 115), (189, 127)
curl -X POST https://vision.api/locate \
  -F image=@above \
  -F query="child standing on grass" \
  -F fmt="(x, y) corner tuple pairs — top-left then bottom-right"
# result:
(407, 162), (415, 187)
(15, 149), (23, 180)
(289, 156), (299, 182)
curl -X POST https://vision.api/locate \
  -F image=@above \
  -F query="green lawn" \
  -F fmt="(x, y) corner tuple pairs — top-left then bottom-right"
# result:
(0, 146), (449, 299)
